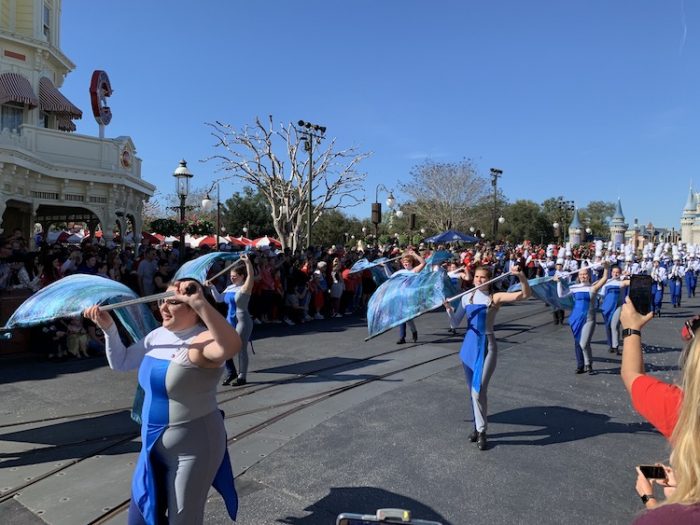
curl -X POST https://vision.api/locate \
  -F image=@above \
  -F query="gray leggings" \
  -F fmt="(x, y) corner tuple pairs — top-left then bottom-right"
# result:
(579, 319), (595, 366)
(605, 307), (622, 350)
(149, 411), (226, 524)
(464, 334), (497, 432)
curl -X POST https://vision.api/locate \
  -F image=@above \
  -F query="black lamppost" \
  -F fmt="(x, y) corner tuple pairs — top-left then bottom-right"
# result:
(201, 180), (223, 251)
(490, 168), (503, 238)
(552, 196), (574, 244)
(372, 184), (395, 244)
(296, 120), (326, 249)
(172, 160), (193, 266)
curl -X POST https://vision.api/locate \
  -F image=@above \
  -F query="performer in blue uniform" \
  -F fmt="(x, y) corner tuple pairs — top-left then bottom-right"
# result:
(668, 256), (685, 308)
(556, 262), (609, 374)
(444, 264), (531, 451)
(650, 258), (667, 317)
(210, 254), (255, 386)
(598, 266), (629, 355)
(84, 279), (241, 525)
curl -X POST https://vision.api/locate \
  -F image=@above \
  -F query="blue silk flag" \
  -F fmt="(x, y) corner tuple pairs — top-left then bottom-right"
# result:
(425, 250), (455, 267)
(349, 257), (391, 286)
(172, 251), (245, 283)
(508, 276), (574, 311)
(1, 274), (159, 424)
(366, 268), (459, 340)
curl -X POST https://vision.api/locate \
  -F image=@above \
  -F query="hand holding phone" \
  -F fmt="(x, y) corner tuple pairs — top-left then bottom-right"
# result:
(638, 465), (666, 480)
(629, 275), (653, 315)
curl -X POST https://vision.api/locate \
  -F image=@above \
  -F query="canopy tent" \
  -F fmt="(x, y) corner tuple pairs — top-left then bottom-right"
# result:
(233, 236), (255, 247)
(423, 229), (480, 244)
(253, 235), (282, 248)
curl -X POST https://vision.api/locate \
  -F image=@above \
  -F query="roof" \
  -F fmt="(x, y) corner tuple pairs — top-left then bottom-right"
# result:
(611, 199), (625, 221)
(684, 186), (696, 212)
(569, 208), (583, 229)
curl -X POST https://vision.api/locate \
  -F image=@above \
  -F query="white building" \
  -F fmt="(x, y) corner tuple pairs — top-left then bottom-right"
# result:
(0, 0), (154, 245)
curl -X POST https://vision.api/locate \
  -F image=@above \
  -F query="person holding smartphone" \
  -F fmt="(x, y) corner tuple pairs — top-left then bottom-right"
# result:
(621, 300), (700, 523)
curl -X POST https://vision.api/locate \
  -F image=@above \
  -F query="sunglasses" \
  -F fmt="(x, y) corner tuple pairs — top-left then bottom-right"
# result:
(157, 298), (185, 307)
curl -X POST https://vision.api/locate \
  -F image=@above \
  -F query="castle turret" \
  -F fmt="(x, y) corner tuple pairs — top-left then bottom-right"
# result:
(681, 186), (696, 242)
(568, 208), (583, 245)
(609, 198), (628, 249)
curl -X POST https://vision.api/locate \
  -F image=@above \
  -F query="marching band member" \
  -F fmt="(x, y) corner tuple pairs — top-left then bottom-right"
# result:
(668, 251), (685, 308)
(650, 256), (667, 317)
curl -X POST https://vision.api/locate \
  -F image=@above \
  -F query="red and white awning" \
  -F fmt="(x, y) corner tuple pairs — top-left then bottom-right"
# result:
(39, 77), (82, 118)
(0, 72), (39, 108)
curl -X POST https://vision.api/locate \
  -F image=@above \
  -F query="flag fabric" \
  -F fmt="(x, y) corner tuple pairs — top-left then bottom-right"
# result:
(508, 276), (574, 310)
(425, 250), (455, 267)
(0, 274), (159, 424)
(366, 268), (459, 340)
(2, 274), (158, 341)
(172, 251), (244, 284)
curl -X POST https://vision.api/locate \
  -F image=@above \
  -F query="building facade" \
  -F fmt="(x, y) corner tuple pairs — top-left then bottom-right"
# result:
(0, 0), (154, 245)
(681, 186), (700, 244)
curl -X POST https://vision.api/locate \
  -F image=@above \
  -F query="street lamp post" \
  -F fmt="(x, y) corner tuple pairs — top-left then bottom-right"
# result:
(296, 120), (327, 250)
(372, 184), (395, 244)
(553, 196), (574, 245)
(201, 181), (222, 251)
(172, 160), (193, 266)
(490, 168), (503, 239)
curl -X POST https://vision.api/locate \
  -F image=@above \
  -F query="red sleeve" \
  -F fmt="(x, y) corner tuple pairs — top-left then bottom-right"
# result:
(631, 375), (682, 440)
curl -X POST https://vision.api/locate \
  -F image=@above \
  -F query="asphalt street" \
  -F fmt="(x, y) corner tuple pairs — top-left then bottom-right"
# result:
(0, 295), (692, 525)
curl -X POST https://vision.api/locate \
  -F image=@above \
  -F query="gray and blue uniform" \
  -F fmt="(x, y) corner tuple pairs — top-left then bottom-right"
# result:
(558, 282), (596, 369)
(213, 284), (253, 380)
(599, 280), (625, 351)
(447, 289), (498, 433)
(104, 324), (237, 524)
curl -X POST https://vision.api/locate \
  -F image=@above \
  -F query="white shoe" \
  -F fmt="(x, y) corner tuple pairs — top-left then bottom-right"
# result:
(283, 317), (295, 326)
(303, 314), (313, 322)
(313, 313), (324, 320)
(253, 318), (262, 325)
(333, 313), (343, 318)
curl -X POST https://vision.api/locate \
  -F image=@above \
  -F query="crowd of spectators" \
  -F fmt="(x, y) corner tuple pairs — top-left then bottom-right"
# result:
(0, 228), (668, 362)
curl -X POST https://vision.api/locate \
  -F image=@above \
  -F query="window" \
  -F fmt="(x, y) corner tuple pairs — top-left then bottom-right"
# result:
(43, 4), (51, 40)
(40, 111), (50, 128)
(1, 103), (24, 132)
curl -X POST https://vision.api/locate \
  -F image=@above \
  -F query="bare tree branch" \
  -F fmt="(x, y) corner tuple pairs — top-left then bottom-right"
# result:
(203, 117), (371, 251)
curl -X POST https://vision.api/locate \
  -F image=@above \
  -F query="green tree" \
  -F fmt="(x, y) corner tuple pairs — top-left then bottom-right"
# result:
(580, 200), (616, 239)
(500, 200), (554, 244)
(220, 187), (275, 239)
(312, 209), (365, 248)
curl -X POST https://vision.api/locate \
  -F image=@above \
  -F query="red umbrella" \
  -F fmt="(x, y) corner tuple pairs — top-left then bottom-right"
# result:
(142, 232), (161, 245)
(253, 236), (282, 248)
(233, 236), (255, 246)
(198, 235), (217, 247)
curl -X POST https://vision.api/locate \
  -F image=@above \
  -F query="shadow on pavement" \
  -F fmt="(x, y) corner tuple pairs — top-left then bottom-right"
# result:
(278, 486), (452, 525)
(486, 405), (656, 448)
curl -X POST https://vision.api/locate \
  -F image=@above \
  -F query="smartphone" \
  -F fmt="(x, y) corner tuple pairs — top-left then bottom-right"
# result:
(629, 275), (653, 315)
(639, 465), (666, 479)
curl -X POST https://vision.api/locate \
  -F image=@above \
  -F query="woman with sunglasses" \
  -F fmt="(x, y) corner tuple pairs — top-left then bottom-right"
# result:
(84, 279), (241, 525)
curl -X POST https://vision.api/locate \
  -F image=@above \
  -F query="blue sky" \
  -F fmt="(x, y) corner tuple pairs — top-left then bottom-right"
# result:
(58, 1), (698, 231)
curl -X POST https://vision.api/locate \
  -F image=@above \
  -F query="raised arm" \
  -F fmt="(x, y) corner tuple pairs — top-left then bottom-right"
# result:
(240, 255), (255, 295)
(410, 252), (426, 273)
(83, 306), (147, 371)
(591, 263), (610, 294)
(493, 265), (531, 305)
(619, 296), (654, 393)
